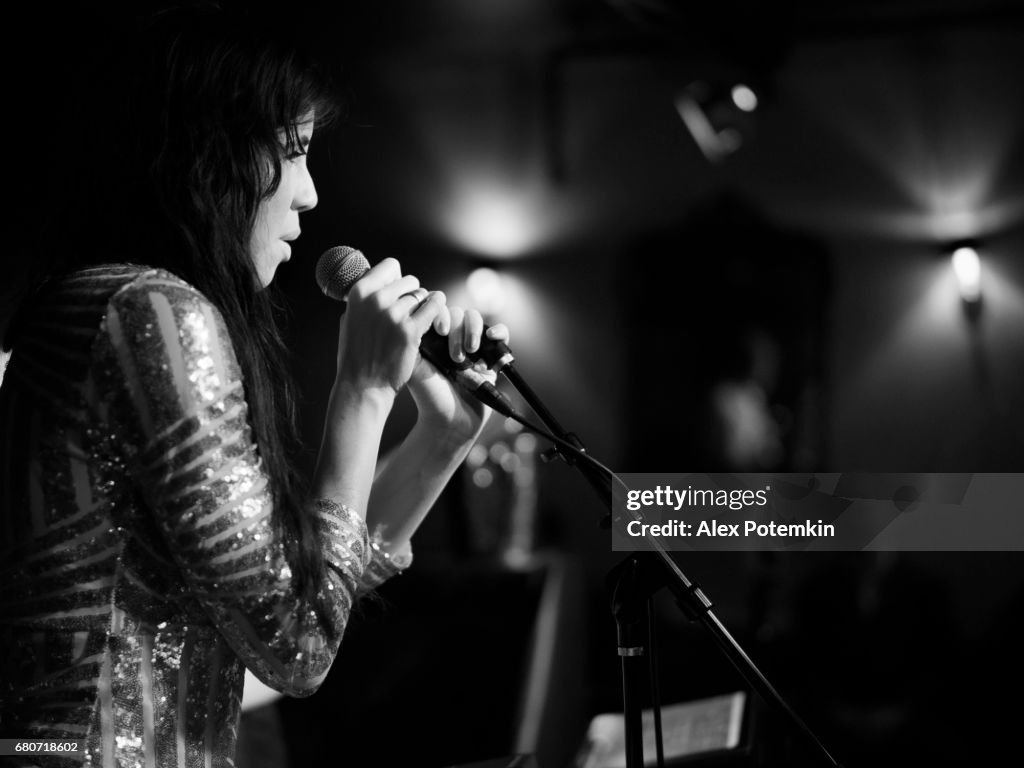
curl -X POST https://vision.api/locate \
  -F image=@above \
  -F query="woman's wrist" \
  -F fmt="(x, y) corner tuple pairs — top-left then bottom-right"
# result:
(410, 413), (483, 455)
(312, 381), (396, 509)
(328, 379), (396, 418)
(407, 385), (491, 446)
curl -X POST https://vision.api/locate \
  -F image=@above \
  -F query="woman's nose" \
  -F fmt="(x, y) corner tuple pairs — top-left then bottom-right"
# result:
(294, 164), (318, 212)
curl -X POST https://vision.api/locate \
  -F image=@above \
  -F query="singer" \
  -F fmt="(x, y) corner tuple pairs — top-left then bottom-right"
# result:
(0, 6), (506, 767)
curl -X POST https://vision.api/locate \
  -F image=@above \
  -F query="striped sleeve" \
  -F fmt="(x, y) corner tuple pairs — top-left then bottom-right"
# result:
(92, 273), (369, 696)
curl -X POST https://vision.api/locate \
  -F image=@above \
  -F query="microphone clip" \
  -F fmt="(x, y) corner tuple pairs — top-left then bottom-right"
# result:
(538, 431), (586, 466)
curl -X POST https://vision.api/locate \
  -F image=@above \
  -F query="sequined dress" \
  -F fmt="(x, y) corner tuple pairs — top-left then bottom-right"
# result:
(0, 265), (407, 766)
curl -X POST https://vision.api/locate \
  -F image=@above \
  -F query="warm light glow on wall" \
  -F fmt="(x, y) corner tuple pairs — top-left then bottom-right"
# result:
(466, 266), (507, 315)
(385, 63), (575, 260)
(441, 178), (561, 259)
(445, 269), (535, 344)
(786, 35), (1024, 242)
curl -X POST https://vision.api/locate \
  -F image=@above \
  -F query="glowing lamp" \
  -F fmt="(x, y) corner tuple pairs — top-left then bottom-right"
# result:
(951, 245), (981, 304)
(676, 80), (759, 162)
(731, 84), (758, 112)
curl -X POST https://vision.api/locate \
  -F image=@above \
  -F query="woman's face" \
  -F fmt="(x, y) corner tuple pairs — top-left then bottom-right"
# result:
(250, 114), (318, 286)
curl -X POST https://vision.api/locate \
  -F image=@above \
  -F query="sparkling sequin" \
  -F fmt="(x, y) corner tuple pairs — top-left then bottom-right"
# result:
(0, 265), (410, 767)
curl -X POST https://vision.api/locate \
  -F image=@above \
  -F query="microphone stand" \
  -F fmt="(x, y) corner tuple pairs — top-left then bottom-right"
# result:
(496, 362), (843, 768)
(499, 364), (612, 505)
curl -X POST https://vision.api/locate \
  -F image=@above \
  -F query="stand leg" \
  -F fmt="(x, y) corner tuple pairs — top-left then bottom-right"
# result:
(619, 625), (646, 768)
(612, 555), (650, 768)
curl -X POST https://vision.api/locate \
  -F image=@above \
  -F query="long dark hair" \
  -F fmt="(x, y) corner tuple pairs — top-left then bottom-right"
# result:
(7, 5), (340, 633)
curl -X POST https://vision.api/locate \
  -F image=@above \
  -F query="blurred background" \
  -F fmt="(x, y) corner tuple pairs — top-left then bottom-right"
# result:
(8, 1), (1024, 765)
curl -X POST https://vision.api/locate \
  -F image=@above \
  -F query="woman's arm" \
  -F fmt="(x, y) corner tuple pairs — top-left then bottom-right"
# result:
(363, 311), (509, 559)
(363, 413), (479, 561)
(309, 259), (448, 514)
(95, 263), (446, 695)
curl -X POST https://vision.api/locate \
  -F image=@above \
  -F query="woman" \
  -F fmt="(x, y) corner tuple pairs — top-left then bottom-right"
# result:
(0, 7), (505, 766)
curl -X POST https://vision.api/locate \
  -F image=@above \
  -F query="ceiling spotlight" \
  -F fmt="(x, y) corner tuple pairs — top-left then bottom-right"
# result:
(731, 84), (758, 112)
(675, 80), (758, 162)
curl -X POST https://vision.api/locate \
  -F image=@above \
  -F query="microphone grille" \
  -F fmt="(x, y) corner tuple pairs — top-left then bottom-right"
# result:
(315, 245), (370, 300)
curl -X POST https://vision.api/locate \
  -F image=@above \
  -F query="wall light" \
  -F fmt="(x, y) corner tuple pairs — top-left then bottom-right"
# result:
(945, 240), (983, 321)
(951, 246), (981, 303)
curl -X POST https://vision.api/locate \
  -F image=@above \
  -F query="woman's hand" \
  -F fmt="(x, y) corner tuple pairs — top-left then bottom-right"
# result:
(317, 260), (447, 514)
(333, 259), (449, 397)
(353, 297), (510, 552)
(407, 305), (510, 442)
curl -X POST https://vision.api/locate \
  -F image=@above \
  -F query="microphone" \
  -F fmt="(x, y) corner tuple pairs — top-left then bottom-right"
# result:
(316, 245), (516, 417)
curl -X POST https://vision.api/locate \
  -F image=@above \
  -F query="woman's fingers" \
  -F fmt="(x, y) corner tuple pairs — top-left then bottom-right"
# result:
(348, 257), (403, 300)
(391, 287), (429, 318)
(409, 291), (448, 337)
(462, 309), (484, 355)
(447, 307), (465, 362)
(444, 307), (492, 364)
(425, 294), (452, 336)
(375, 276), (423, 312)
(342, 256), (511, 385)
(485, 323), (510, 344)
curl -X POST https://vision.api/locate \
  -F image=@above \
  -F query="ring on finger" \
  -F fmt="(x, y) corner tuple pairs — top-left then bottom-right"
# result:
(402, 288), (430, 307)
